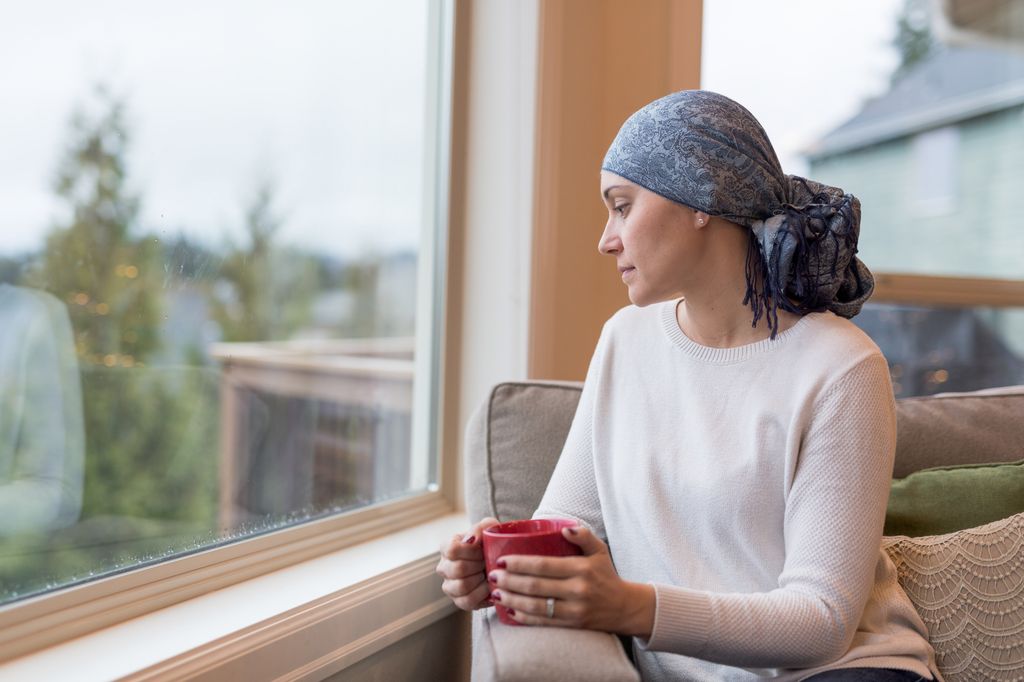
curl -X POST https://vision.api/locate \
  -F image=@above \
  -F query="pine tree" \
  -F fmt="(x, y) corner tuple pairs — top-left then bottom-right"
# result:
(21, 84), (217, 527)
(210, 180), (317, 342)
(891, 0), (936, 84)
(28, 83), (161, 368)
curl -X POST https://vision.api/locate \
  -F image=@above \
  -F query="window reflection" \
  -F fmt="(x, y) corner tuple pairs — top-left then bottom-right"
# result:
(0, 0), (436, 605)
(703, 0), (1024, 399)
(0, 285), (84, 536)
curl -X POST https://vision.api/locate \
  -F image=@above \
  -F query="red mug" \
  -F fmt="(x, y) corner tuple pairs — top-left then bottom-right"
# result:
(482, 518), (582, 625)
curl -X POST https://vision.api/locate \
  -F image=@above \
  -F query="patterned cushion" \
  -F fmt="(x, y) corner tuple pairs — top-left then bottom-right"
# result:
(883, 512), (1024, 681)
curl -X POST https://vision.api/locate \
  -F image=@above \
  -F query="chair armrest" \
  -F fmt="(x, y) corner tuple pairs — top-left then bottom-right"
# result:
(471, 609), (641, 682)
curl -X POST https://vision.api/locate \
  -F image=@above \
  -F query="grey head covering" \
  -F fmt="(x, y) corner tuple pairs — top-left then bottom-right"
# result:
(602, 89), (874, 338)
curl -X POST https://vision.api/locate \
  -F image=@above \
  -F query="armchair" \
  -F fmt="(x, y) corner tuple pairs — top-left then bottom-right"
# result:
(464, 381), (1024, 681)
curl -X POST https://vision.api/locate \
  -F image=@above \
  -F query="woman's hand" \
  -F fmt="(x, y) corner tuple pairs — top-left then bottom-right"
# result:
(487, 526), (656, 637)
(436, 516), (500, 611)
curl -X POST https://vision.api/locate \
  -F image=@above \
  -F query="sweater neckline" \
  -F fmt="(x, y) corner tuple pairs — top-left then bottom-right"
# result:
(660, 298), (818, 364)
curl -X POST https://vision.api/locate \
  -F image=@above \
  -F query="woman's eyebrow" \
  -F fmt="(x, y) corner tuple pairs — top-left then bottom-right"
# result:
(602, 184), (626, 200)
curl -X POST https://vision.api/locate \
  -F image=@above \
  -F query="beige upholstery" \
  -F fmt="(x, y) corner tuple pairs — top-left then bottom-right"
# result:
(472, 610), (640, 682)
(890, 385), (1024, 477)
(464, 381), (583, 524)
(464, 381), (1024, 682)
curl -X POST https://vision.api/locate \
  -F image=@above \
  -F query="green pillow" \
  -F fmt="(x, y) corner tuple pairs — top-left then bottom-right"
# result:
(884, 459), (1024, 537)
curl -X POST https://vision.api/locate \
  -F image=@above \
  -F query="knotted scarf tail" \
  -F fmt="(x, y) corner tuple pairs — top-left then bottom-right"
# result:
(744, 183), (862, 340)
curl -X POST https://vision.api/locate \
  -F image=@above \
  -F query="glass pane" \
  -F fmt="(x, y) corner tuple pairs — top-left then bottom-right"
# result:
(853, 302), (1024, 397)
(702, 0), (1024, 397)
(702, 0), (1024, 279)
(0, 1), (443, 605)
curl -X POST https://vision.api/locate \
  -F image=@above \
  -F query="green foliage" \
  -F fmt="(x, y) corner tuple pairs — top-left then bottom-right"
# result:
(77, 366), (218, 523)
(341, 258), (382, 337)
(25, 84), (161, 365)
(0, 80), (391, 604)
(208, 180), (318, 341)
(0, 512), (216, 602)
(1, 86), (221, 604)
(891, 0), (936, 84)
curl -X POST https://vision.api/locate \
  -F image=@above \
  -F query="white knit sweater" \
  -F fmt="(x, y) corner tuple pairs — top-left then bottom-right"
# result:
(534, 300), (941, 681)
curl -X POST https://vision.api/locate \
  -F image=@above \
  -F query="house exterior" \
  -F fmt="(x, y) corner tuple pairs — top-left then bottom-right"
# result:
(806, 46), (1024, 396)
(807, 46), (1024, 280)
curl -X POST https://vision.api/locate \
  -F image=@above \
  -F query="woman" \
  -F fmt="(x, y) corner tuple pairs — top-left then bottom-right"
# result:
(437, 90), (940, 681)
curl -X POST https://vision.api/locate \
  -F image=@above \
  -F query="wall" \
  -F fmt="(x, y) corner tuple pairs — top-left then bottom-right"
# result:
(324, 611), (471, 682)
(529, 0), (704, 381)
(442, 0), (539, 513)
(377, 2), (705, 680)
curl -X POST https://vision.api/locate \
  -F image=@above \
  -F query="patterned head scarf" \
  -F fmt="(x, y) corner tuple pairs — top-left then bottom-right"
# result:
(602, 89), (874, 338)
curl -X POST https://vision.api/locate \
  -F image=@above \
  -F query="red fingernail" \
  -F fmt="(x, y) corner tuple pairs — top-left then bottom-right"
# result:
(496, 559), (507, 569)
(491, 591), (501, 602)
(466, 535), (477, 544)
(567, 527), (579, 535)
(488, 573), (497, 584)
(508, 609), (516, 617)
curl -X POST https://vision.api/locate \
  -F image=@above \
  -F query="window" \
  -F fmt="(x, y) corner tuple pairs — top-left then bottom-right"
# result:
(0, 0), (453, 625)
(909, 125), (959, 216)
(702, 0), (1024, 397)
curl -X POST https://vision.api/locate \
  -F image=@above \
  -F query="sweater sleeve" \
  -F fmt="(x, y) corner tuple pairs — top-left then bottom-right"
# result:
(532, 325), (609, 541)
(644, 354), (898, 669)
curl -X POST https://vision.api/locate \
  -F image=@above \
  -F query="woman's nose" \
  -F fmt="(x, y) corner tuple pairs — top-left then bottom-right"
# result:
(598, 223), (621, 255)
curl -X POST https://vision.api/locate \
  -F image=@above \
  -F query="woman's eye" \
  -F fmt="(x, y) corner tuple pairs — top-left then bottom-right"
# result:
(614, 204), (629, 217)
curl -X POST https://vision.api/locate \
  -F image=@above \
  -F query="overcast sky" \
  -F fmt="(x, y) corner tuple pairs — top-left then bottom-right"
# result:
(1, 1), (903, 258)
(0, 0), (429, 258)
(702, 0), (903, 175)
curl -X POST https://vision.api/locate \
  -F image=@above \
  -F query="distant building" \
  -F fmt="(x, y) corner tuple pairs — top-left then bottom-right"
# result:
(299, 250), (417, 340)
(806, 46), (1024, 396)
(807, 46), (1024, 280)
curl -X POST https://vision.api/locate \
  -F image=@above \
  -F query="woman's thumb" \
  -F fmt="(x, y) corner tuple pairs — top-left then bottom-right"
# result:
(563, 525), (601, 555)
(463, 517), (499, 543)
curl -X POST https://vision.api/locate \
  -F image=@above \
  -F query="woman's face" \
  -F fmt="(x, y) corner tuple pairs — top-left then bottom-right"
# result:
(598, 171), (708, 306)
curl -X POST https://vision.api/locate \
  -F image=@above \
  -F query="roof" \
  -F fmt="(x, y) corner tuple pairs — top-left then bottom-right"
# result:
(808, 46), (1024, 159)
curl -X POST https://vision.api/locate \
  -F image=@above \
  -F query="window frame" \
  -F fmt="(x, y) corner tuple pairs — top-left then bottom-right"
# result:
(870, 272), (1024, 308)
(7, 0), (1021, 671)
(859, 271), (1024, 398)
(0, 0), (458, 662)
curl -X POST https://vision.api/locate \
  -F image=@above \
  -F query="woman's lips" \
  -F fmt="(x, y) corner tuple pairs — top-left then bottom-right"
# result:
(620, 267), (636, 280)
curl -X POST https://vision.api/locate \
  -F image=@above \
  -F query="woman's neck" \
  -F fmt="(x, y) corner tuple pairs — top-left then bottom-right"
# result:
(675, 295), (801, 349)
(674, 220), (802, 348)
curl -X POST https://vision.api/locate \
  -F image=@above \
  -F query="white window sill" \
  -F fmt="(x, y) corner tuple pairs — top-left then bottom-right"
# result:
(0, 512), (469, 681)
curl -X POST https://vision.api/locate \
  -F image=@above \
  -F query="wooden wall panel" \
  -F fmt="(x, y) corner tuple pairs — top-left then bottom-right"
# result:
(529, 0), (703, 380)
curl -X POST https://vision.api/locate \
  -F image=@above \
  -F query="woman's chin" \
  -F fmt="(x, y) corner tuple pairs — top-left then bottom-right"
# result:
(627, 285), (679, 308)
(626, 287), (654, 307)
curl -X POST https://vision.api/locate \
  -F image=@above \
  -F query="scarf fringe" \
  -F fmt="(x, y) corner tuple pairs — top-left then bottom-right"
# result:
(744, 178), (860, 340)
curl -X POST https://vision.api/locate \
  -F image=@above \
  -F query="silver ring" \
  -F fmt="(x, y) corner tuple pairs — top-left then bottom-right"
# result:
(546, 597), (555, 619)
